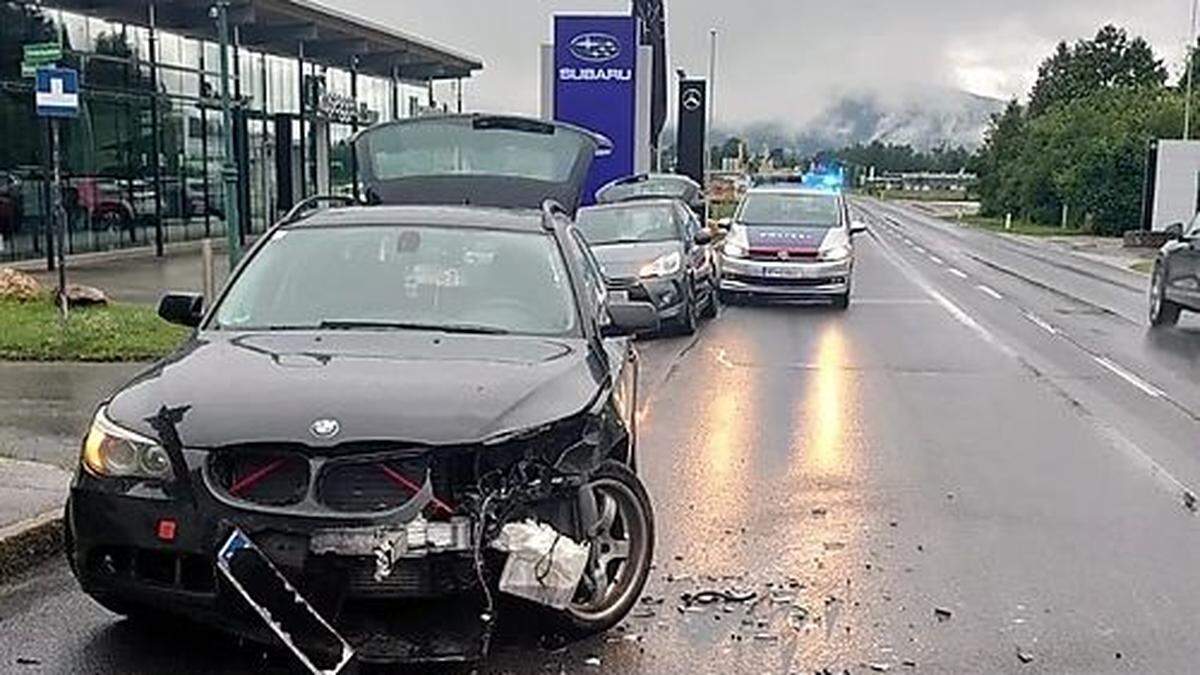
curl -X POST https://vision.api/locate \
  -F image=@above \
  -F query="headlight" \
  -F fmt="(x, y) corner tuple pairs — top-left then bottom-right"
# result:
(722, 224), (750, 258)
(639, 251), (682, 278)
(82, 407), (173, 480)
(820, 244), (852, 262)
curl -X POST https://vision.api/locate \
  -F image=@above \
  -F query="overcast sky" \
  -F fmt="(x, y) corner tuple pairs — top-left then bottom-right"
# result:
(324, 0), (1193, 126)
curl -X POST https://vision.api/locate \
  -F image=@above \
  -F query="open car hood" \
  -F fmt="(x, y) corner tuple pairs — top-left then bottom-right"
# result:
(354, 114), (611, 216)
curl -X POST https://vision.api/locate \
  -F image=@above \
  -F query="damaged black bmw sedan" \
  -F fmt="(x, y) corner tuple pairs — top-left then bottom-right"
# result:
(65, 115), (659, 670)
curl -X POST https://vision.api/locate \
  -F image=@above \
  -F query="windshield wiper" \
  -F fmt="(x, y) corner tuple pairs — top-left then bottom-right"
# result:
(318, 320), (510, 335)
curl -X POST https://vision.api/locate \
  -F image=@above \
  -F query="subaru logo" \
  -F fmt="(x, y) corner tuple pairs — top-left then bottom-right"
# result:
(570, 32), (621, 63)
(310, 418), (340, 439)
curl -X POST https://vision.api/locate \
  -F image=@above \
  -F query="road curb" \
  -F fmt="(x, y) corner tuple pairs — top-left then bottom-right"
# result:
(0, 509), (64, 581)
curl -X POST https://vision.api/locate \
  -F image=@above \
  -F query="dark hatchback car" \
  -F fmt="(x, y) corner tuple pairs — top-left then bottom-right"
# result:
(66, 115), (659, 668)
(1150, 214), (1200, 327)
(577, 198), (717, 334)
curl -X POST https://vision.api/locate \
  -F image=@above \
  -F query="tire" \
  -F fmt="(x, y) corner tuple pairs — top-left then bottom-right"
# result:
(673, 283), (698, 335)
(832, 291), (850, 311)
(699, 277), (719, 319)
(718, 289), (741, 305)
(559, 461), (655, 636)
(1149, 263), (1182, 328)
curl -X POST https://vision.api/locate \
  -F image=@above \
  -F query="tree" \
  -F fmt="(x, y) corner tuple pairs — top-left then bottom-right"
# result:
(1028, 25), (1166, 115)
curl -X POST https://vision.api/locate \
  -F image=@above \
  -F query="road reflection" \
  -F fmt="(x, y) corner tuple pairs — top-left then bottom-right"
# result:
(802, 324), (851, 479)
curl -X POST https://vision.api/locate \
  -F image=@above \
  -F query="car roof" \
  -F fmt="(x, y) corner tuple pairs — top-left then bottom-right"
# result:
(745, 186), (840, 198)
(286, 204), (548, 233)
(580, 198), (679, 212)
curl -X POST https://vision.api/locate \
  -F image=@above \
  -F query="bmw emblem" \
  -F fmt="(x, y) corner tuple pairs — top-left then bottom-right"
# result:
(570, 32), (621, 63)
(310, 418), (340, 439)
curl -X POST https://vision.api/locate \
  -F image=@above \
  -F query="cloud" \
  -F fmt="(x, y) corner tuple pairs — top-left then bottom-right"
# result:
(322, 0), (1195, 124)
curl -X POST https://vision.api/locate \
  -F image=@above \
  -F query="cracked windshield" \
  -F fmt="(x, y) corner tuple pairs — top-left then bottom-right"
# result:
(2, 1), (1200, 673)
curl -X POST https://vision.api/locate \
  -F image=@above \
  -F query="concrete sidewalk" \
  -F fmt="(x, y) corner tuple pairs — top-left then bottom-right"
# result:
(0, 457), (72, 581)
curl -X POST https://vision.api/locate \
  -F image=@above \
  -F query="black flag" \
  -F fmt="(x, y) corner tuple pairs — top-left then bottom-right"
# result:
(633, 0), (667, 158)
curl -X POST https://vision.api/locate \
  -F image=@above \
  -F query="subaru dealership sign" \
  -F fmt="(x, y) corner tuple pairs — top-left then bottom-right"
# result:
(554, 15), (640, 204)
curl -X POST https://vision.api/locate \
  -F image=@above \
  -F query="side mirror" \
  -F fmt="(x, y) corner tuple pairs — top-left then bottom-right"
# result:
(602, 301), (659, 337)
(1165, 222), (1185, 240)
(694, 229), (713, 245)
(158, 292), (204, 328)
(715, 217), (733, 231)
(850, 220), (869, 235)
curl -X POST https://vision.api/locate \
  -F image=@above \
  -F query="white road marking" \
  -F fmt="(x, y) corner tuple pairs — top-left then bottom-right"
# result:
(929, 255), (944, 265)
(903, 238), (913, 245)
(1093, 357), (1164, 399)
(914, 246), (926, 253)
(976, 284), (1003, 300)
(948, 268), (968, 279)
(1022, 311), (1058, 336)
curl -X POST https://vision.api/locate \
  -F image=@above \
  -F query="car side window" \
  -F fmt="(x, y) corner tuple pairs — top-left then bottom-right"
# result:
(567, 228), (607, 308)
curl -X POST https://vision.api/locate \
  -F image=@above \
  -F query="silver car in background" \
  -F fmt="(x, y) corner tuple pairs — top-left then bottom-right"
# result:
(717, 187), (866, 309)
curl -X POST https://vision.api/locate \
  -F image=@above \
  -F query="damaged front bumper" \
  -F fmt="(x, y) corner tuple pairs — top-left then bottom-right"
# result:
(67, 426), (603, 668)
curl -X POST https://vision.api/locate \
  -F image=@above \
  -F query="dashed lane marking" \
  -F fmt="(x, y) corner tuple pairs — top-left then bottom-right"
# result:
(976, 284), (1004, 300)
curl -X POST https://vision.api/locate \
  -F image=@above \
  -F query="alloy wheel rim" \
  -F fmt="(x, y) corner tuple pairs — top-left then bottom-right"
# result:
(568, 477), (649, 622)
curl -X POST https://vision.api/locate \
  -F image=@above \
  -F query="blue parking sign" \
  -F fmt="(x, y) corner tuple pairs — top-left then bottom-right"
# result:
(35, 67), (79, 118)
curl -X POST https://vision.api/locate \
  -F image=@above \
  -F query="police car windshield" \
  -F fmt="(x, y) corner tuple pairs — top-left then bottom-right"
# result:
(737, 192), (840, 228)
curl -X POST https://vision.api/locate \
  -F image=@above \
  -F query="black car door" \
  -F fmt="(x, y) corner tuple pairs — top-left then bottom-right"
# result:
(678, 203), (712, 284)
(1175, 214), (1200, 308)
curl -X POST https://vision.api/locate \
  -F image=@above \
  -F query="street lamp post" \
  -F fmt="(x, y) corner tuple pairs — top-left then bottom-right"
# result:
(706, 28), (717, 183)
(1187, 0), (1198, 140)
(211, 2), (242, 269)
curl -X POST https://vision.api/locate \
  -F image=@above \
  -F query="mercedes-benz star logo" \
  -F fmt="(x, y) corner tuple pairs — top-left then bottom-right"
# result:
(682, 88), (703, 111)
(310, 418), (341, 439)
(777, 250), (791, 261)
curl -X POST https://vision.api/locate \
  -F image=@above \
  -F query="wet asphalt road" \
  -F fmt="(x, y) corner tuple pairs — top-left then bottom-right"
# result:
(4, 199), (1200, 673)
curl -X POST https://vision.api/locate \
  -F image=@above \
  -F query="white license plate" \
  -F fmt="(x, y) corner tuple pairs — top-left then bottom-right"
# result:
(763, 265), (806, 279)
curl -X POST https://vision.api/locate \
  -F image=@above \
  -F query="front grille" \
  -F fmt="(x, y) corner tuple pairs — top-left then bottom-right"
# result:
(208, 447), (310, 507)
(748, 249), (820, 261)
(339, 556), (478, 598)
(316, 456), (434, 514)
(726, 273), (846, 288)
(206, 444), (484, 516)
(87, 546), (215, 593)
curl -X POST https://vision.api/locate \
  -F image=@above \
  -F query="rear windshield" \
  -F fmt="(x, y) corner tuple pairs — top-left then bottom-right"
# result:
(212, 226), (579, 336)
(737, 192), (841, 228)
(362, 121), (580, 184)
(576, 204), (681, 245)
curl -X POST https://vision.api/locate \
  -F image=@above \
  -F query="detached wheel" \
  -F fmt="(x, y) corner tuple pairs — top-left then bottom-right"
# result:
(562, 462), (654, 635)
(1150, 263), (1182, 328)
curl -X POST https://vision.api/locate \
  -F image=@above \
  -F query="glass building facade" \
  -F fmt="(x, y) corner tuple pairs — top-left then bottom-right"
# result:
(0, 1), (478, 264)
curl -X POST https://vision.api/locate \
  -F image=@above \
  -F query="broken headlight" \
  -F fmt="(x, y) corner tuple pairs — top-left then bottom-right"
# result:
(82, 407), (173, 480)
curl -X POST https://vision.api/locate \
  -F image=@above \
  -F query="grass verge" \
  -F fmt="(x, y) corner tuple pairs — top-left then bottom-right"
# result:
(961, 215), (1094, 238)
(0, 296), (187, 361)
(1129, 260), (1154, 275)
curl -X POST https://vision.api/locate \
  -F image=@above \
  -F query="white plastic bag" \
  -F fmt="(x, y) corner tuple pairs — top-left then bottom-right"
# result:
(492, 520), (590, 610)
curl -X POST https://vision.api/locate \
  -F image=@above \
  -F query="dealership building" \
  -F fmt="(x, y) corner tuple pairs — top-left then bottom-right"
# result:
(0, 0), (482, 265)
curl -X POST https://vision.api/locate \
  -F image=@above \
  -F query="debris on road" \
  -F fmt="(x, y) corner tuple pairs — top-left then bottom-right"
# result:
(934, 607), (953, 622)
(1016, 649), (1035, 664)
(584, 656), (602, 667)
(866, 662), (892, 672)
